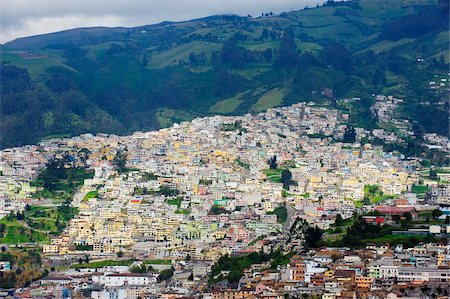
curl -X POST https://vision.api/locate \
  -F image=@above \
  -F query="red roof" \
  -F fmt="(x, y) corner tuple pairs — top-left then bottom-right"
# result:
(375, 206), (417, 215)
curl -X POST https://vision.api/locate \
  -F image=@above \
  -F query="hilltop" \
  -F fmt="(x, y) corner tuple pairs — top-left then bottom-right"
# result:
(1, 0), (448, 148)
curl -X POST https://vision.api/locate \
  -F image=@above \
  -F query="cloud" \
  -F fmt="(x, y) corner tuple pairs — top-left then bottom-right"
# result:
(0, 0), (325, 43)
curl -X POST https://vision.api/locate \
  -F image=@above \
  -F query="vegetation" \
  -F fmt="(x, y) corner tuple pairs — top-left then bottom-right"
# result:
(83, 190), (98, 201)
(156, 185), (179, 197)
(199, 179), (213, 185)
(0, 205), (78, 244)
(431, 209), (443, 219)
(236, 158), (250, 170)
(143, 259), (172, 265)
(0, 216), (49, 244)
(411, 184), (428, 194)
(75, 244), (93, 251)
(221, 121), (244, 132)
(321, 215), (439, 248)
(1, 0), (448, 149)
(208, 250), (292, 284)
(32, 154), (94, 203)
(268, 155), (278, 170)
(130, 264), (154, 273)
(334, 214), (345, 226)
(343, 126), (357, 143)
(0, 247), (44, 289)
(263, 168), (283, 183)
(280, 169), (294, 189)
(267, 204), (288, 223)
(209, 206), (230, 215)
(304, 225), (323, 248)
(142, 172), (158, 181)
(166, 197), (182, 208)
(71, 259), (133, 269)
(158, 267), (175, 281)
(363, 185), (394, 205)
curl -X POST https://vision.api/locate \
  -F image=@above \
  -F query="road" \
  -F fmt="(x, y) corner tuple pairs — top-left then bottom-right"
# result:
(283, 203), (295, 234)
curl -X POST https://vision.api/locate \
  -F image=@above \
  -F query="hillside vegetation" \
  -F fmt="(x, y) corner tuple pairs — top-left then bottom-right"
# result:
(1, 0), (448, 149)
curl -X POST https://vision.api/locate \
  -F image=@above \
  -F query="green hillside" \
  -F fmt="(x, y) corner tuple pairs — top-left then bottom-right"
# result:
(1, 0), (448, 149)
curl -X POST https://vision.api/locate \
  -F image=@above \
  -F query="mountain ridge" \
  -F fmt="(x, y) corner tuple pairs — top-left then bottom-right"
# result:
(1, 0), (448, 149)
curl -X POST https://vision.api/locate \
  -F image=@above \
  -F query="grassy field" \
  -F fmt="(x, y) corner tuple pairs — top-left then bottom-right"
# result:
(0, 205), (78, 244)
(83, 190), (98, 201)
(143, 259), (172, 265)
(367, 38), (415, 53)
(84, 41), (127, 60)
(148, 41), (221, 69)
(364, 185), (395, 204)
(377, 122), (399, 133)
(209, 92), (246, 114)
(232, 64), (272, 80)
(166, 197), (182, 208)
(263, 169), (283, 183)
(294, 39), (323, 53)
(156, 108), (199, 128)
(1, 51), (69, 78)
(71, 259), (133, 269)
(361, 235), (437, 247)
(0, 216), (49, 244)
(242, 40), (280, 51)
(252, 88), (285, 112)
(411, 185), (428, 194)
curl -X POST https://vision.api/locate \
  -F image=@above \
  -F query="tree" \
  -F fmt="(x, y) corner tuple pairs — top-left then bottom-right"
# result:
(113, 150), (127, 172)
(16, 212), (24, 221)
(412, 123), (424, 141)
(275, 29), (298, 68)
(131, 264), (148, 273)
(362, 196), (371, 205)
(304, 225), (323, 248)
(403, 212), (412, 221)
(281, 169), (293, 189)
(319, 43), (353, 73)
(159, 267), (174, 281)
(142, 54), (148, 67)
(343, 125), (356, 143)
(268, 155), (277, 169)
(431, 209), (443, 219)
(429, 168), (438, 179)
(335, 214), (344, 226)
(262, 48), (272, 61)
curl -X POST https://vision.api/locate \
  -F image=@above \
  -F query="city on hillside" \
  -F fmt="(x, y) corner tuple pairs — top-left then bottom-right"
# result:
(1, 100), (449, 298)
(0, 0), (449, 298)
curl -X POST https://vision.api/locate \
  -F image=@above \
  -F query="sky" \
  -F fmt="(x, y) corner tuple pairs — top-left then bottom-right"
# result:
(0, 0), (326, 44)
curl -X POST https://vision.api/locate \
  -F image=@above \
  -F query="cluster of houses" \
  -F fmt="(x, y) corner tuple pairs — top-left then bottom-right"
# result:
(9, 242), (450, 299)
(1, 100), (449, 298)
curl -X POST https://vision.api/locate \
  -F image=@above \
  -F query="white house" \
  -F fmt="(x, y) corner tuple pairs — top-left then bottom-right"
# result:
(95, 273), (157, 286)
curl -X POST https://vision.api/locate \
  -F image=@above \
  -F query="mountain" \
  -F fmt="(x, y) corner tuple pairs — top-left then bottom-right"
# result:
(1, 0), (448, 149)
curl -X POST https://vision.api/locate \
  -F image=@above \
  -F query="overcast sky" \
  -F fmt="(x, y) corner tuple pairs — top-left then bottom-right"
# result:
(0, 0), (326, 44)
